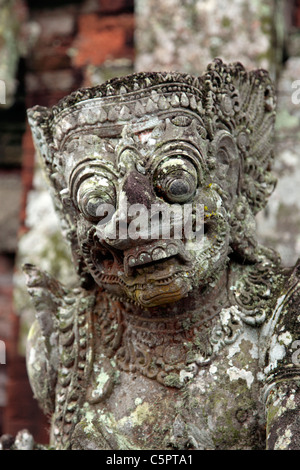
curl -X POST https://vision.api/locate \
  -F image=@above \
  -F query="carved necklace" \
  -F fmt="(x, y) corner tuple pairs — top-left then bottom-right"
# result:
(92, 249), (284, 389)
(92, 268), (237, 388)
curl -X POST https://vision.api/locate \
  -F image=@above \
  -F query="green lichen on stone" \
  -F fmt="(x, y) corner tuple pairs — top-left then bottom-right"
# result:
(221, 16), (232, 28)
(265, 395), (282, 436)
(131, 402), (155, 427)
(23, 57), (300, 450)
(164, 373), (183, 389)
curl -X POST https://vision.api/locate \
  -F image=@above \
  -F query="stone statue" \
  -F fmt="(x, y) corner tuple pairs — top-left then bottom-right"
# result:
(23, 59), (300, 450)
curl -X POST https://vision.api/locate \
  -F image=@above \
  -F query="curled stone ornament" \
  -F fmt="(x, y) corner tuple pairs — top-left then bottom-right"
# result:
(21, 59), (300, 450)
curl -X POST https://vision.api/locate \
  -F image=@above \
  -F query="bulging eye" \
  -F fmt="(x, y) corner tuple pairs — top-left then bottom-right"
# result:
(82, 194), (105, 219)
(154, 157), (198, 203)
(77, 176), (116, 222)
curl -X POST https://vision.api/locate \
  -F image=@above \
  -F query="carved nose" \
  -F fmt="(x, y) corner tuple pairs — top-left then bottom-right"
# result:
(122, 170), (152, 209)
(98, 171), (153, 250)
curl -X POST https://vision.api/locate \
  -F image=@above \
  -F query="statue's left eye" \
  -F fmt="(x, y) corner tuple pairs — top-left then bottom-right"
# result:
(77, 176), (116, 222)
(154, 157), (198, 203)
(84, 195), (105, 219)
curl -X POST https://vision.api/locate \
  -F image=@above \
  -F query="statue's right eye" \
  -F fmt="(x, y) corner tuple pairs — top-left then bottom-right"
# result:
(85, 196), (102, 218)
(77, 176), (116, 222)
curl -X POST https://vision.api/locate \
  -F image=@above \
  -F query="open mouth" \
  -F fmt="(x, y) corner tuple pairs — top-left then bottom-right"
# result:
(90, 238), (192, 289)
(80, 215), (226, 306)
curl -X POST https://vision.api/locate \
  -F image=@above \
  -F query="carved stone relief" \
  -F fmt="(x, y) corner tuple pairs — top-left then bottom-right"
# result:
(22, 59), (300, 450)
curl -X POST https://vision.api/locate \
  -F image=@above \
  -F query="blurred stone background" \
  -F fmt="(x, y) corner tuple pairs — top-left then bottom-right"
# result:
(0, 0), (300, 444)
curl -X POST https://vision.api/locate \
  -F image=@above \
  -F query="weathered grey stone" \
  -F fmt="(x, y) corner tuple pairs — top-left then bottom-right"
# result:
(22, 61), (300, 450)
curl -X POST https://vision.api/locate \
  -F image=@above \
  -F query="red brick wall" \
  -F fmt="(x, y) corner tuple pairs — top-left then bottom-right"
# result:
(1, 0), (134, 445)
(292, 0), (300, 27)
(73, 13), (134, 69)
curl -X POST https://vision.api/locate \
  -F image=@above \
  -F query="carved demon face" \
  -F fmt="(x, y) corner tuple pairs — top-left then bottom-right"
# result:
(62, 114), (239, 308)
(28, 63), (276, 309)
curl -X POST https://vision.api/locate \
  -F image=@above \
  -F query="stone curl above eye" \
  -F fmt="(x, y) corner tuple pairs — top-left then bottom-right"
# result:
(153, 157), (198, 204)
(76, 174), (116, 223)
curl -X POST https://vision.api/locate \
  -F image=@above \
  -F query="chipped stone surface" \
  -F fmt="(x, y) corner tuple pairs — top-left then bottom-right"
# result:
(22, 62), (300, 450)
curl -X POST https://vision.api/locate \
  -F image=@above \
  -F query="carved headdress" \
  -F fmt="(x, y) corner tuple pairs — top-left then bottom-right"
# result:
(27, 59), (277, 283)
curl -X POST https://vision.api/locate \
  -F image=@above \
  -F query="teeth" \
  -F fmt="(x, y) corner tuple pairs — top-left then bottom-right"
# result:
(127, 252), (152, 267)
(152, 247), (167, 261)
(124, 241), (184, 272)
(128, 256), (136, 267)
(138, 252), (152, 264)
(166, 243), (178, 257)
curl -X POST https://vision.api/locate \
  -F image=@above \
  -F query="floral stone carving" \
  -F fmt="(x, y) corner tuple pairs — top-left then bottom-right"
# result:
(24, 59), (300, 450)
